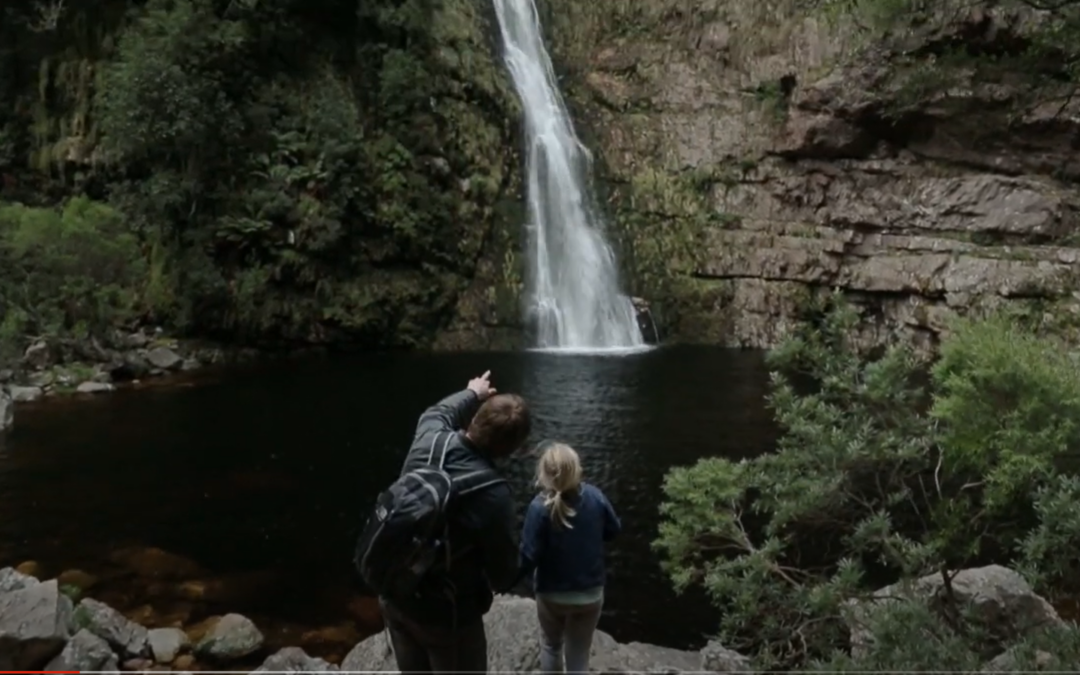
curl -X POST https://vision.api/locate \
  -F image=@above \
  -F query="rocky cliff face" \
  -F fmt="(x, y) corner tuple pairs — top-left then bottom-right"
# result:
(546, 0), (1080, 349)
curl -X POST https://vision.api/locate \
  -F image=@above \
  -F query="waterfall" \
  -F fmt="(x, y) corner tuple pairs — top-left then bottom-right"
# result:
(493, 0), (647, 352)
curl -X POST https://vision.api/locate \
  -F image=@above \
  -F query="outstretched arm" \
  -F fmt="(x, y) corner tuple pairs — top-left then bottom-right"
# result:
(413, 370), (497, 441)
(413, 390), (481, 441)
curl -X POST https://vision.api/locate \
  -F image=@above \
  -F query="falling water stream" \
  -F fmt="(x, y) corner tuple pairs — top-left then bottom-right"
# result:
(493, 0), (647, 352)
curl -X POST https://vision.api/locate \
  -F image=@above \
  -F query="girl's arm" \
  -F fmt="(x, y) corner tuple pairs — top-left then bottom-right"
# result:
(601, 490), (622, 542)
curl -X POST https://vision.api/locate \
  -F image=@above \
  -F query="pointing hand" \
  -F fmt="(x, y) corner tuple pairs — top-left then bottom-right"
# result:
(467, 370), (496, 400)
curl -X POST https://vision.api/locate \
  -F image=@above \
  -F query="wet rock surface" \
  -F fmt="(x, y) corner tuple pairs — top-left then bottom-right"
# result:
(0, 387), (12, 432)
(76, 597), (150, 658)
(45, 629), (119, 672)
(147, 627), (189, 663)
(194, 613), (265, 661)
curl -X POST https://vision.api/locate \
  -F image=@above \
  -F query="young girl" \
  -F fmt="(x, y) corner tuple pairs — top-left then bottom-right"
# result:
(519, 443), (622, 675)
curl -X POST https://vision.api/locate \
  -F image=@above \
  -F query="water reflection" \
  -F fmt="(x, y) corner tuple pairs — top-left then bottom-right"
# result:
(517, 350), (644, 486)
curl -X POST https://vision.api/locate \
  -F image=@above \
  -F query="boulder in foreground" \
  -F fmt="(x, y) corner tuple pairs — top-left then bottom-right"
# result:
(45, 629), (118, 672)
(338, 594), (750, 673)
(254, 646), (338, 672)
(195, 613), (264, 661)
(75, 598), (150, 658)
(0, 579), (73, 669)
(845, 564), (1063, 657)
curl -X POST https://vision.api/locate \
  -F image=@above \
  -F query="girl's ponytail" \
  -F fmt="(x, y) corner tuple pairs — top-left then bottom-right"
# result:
(536, 443), (583, 529)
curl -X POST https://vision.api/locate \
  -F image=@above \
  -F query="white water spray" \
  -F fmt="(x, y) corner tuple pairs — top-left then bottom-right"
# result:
(493, 0), (646, 352)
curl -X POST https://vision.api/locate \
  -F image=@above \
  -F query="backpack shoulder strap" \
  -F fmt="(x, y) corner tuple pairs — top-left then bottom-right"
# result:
(451, 467), (506, 496)
(425, 431), (453, 469)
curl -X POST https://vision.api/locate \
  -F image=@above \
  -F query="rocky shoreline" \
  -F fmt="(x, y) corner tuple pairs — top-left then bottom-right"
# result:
(2, 559), (1074, 672)
(0, 565), (750, 673)
(0, 328), (269, 432)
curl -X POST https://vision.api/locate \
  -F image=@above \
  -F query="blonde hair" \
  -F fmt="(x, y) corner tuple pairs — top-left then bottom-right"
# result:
(536, 443), (583, 529)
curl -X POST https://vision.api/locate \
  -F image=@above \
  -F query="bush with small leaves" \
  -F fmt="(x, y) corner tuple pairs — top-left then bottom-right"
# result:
(655, 294), (1080, 669)
(0, 197), (146, 358)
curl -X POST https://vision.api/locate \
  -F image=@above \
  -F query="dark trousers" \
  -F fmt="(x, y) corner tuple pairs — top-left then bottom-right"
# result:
(380, 599), (488, 674)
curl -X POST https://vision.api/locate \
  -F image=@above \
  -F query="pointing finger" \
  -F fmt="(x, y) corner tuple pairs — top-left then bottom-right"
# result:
(482, 369), (491, 380)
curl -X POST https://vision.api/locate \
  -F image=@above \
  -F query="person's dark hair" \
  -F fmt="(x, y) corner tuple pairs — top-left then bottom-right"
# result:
(467, 393), (531, 458)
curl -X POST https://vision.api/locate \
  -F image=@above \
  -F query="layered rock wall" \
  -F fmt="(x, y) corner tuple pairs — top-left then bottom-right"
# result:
(546, 0), (1080, 348)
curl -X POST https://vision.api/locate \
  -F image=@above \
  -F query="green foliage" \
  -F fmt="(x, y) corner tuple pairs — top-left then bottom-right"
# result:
(655, 294), (1080, 668)
(808, 0), (1080, 118)
(812, 596), (1080, 670)
(0, 0), (517, 355)
(59, 583), (83, 602)
(95, 0), (246, 163)
(0, 197), (146, 358)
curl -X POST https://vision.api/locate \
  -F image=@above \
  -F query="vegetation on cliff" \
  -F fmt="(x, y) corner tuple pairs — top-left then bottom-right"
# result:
(813, 0), (1080, 111)
(656, 296), (1080, 669)
(0, 0), (520, 363)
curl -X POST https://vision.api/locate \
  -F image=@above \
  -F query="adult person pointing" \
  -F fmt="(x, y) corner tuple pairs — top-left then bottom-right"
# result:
(356, 370), (532, 674)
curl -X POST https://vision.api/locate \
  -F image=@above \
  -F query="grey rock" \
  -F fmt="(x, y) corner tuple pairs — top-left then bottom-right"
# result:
(591, 636), (701, 674)
(0, 389), (11, 432)
(341, 595), (748, 673)
(700, 640), (754, 672)
(109, 353), (150, 382)
(9, 385), (43, 403)
(125, 332), (150, 349)
(253, 646), (338, 672)
(76, 381), (114, 394)
(180, 358), (201, 372)
(27, 370), (54, 388)
(148, 627), (189, 663)
(340, 628), (395, 672)
(22, 341), (52, 369)
(847, 565), (1062, 657)
(486, 595), (542, 672)
(0, 579), (74, 669)
(0, 567), (40, 593)
(121, 657), (153, 670)
(146, 347), (183, 371)
(983, 646), (1055, 671)
(91, 368), (113, 384)
(45, 628), (119, 672)
(75, 598), (149, 657)
(0, 369), (12, 383)
(195, 613), (264, 661)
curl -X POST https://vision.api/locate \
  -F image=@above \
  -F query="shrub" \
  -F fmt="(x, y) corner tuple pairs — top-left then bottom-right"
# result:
(654, 294), (1080, 669)
(810, 596), (1080, 671)
(0, 197), (146, 358)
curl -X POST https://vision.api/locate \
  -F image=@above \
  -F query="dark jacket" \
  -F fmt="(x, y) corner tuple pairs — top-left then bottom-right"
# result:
(519, 482), (621, 594)
(384, 389), (519, 628)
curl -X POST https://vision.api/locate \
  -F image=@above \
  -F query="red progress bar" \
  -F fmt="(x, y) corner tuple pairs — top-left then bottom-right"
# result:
(0, 671), (81, 673)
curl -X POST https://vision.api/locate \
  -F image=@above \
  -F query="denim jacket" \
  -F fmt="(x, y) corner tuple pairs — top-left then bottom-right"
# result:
(519, 482), (621, 594)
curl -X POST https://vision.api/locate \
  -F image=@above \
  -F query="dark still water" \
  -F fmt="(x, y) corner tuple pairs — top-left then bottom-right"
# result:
(0, 346), (775, 659)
